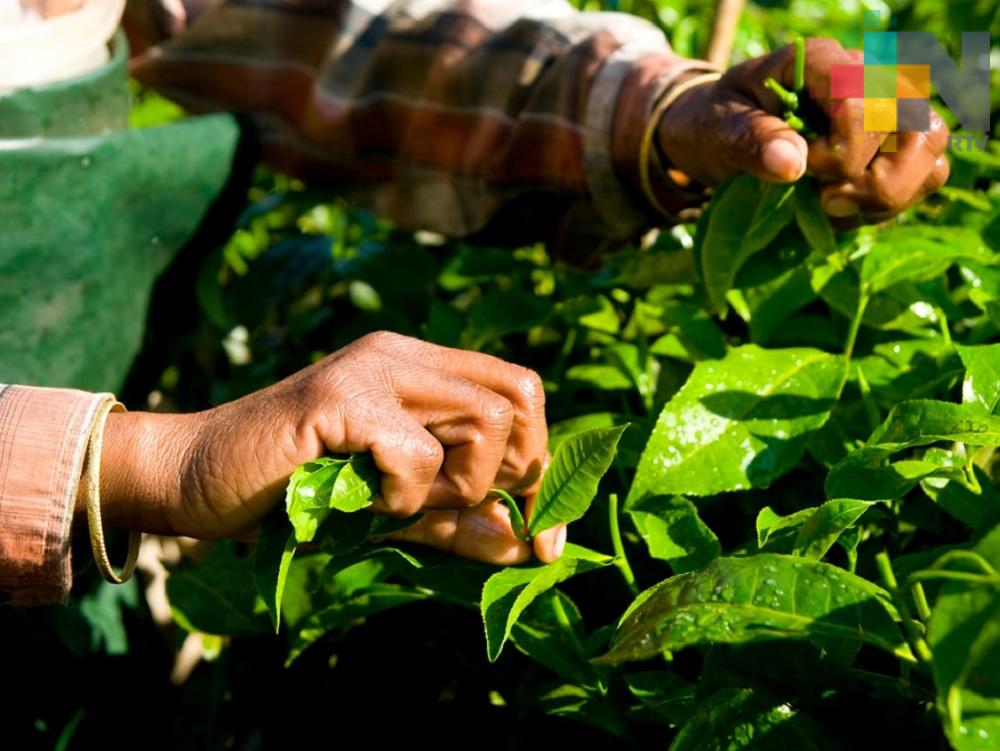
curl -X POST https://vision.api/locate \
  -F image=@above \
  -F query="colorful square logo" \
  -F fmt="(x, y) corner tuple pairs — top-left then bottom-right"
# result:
(826, 10), (948, 153)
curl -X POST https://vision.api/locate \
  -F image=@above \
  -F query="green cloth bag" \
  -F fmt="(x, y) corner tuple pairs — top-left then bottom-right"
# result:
(0, 31), (244, 392)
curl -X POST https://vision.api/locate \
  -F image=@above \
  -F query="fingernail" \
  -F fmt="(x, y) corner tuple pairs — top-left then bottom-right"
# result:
(762, 139), (805, 181)
(552, 526), (567, 559)
(824, 196), (860, 217)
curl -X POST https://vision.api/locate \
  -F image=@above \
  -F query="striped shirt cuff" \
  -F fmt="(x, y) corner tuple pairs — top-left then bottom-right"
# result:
(0, 385), (117, 605)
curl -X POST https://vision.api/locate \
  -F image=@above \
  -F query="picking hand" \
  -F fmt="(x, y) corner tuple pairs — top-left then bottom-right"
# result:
(658, 38), (950, 225)
(85, 331), (565, 564)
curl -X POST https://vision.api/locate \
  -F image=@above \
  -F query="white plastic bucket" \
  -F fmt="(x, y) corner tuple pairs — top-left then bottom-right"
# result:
(0, 0), (125, 92)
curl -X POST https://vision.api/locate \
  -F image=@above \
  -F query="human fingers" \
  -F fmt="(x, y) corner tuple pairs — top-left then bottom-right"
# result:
(818, 119), (950, 219)
(357, 408), (445, 518)
(386, 367), (515, 508)
(368, 334), (549, 493)
(382, 504), (532, 565)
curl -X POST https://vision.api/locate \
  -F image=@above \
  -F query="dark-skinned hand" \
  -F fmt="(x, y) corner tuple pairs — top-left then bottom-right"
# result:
(79, 332), (564, 566)
(658, 38), (949, 226)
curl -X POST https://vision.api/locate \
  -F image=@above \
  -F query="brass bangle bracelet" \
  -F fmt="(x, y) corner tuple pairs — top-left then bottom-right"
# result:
(85, 398), (141, 584)
(639, 71), (722, 220)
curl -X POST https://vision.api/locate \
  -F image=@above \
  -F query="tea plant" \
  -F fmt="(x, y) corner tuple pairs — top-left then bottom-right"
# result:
(10, 2), (997, 749)
(163, 137), (1000, 749)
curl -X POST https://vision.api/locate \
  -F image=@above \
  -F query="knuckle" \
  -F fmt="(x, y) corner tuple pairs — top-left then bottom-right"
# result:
(807, 37), (841, 56)
(407, 434), (444, 476)
(357, 330), (403, 351)
(718, 112), (759, 153)
(479, 393), (514, 432)
(451, 472), (490, 505)
(500, 447), (545, 488)
(513, 367), (546, 410)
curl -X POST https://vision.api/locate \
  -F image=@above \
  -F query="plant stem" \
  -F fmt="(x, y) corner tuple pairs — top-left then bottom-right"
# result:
(764, 77), (799, 109)
(551, 591), (585, 654)
(608, 493), (639, 597)
(794, 36), (806, 92)
(844, 290), (869, 361)
(490, 487), (529, 542)
(934, 305), (952, 346)
(876, 551), (933, 663)
(911, 582), (932, 622)
(855, 363), (881, 433)
(907, 571), (1000, 587)
(929, 550), (999, 578)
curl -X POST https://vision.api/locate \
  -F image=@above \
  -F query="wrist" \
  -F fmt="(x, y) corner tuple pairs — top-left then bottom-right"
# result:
(76, 410), (203, 535)
(654, 73), (715, 180)
(629, 67), (721, 224)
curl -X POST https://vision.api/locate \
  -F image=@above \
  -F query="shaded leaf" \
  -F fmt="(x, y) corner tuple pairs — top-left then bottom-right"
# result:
(756, 506), (815, 553)
(921, 450), (1000, 533)
(860, 226), (993, 294)
(927, 525), (1000, 750)
(793, 180), (837, 257)
(624, 671), (696, 726)
(509, 590), (598, 688)
(793, 499), (875, 560)
(596, 554), (909, 665)
(826, 401), (1000, 500)
(253, 510), (297, 631)
(629, 495), (721, 573)
(168, 542), (270, 637)
(465, 289), (552, 346)
(286, 584), (428, 665)
(669, 685), (842, 751)
(532, 683), (628, 738)
(700, 177), (796, 314)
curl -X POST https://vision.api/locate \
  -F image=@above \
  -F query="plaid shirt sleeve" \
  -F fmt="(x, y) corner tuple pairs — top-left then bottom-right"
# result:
(124, 0), (721, 262)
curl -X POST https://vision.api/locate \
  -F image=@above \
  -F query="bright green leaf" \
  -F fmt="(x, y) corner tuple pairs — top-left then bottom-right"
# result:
(481, 544), (612, 661)
(860, 226), (993, 294)
(628, 346), (845, 504)
(958, 344), (1000, 415)
(826, 401), (1000, 500)
(286, 455), (379, 543)
(793, 499), (875, 560)
(528, 425), (627, 536)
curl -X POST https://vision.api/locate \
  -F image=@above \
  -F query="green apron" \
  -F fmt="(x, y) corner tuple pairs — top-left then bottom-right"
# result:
(0, 31), (244, 392)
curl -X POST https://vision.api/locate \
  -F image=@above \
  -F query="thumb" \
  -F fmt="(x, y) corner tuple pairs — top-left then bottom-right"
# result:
(725, 108), (808, 183)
